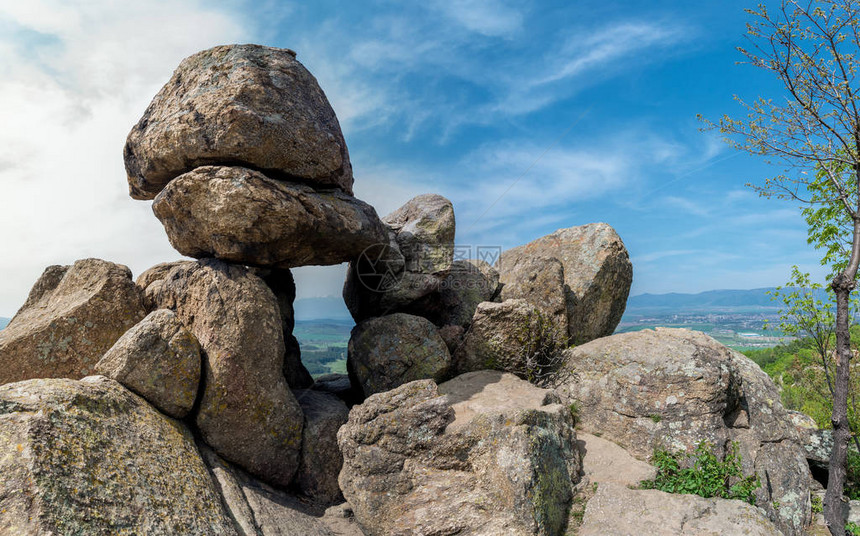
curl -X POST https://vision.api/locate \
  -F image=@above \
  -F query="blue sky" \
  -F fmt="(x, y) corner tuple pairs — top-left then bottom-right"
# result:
(0, 0), (830, 316)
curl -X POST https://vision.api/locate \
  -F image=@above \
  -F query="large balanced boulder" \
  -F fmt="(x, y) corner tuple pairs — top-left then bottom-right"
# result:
(95, 309), (201, 419)
(343, 194), (455, 322)
(338, 372), (580, 536)
(144, 259), (304, 488)
(499, 223), (632, 344)
(293, 389), (350, 504)
(579, 482), (782, 536)
(0, 376), (238, 535)
(453, 299), (567, 381)
(152, 166), (387, 268)
(0, 259), (146, 385)
(548, 328), (810, 536)
(124, 44), (353, 200)
(347, 313), (451, 396)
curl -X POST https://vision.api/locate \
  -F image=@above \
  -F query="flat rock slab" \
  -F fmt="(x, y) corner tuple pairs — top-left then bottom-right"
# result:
(0, 258), (146, 385)
(577, 432), (656, 487)
(125, 44), (353, 199)
(579, 482), (782, 536)
(0, 376), (237, 535)
(153, 166), (387, 268)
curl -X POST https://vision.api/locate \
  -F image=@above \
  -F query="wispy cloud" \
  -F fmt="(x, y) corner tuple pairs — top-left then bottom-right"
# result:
(0, 1), (251, 314)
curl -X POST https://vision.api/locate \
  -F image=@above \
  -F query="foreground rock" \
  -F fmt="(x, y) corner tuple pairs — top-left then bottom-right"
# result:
(0, 259), (146, 385)
(293, 389), (350, 504)
(0, 376), (237, 535)
(95, 309), (201, 418)
(453, 299), (566, 381)
(499, 223), (632, 343)
(145, 259), (304, 487)
(125, 44), (353, 200)
(579, 482), (782, 536)
(199, 444), (337, 536)
(343, 195), (455, 322)
(338, 372), (580, 536)
(549, 328), (810, 535)
(153, 166), (387, 268)
(347, 313), (451, 396)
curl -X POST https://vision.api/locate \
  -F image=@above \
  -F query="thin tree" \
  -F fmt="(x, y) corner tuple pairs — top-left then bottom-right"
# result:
(704, 2), (860, 533)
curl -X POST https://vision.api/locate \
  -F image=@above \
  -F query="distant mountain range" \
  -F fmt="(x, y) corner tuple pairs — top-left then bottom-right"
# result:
(626, 288), (781, 311)
(0, 317), (9, 330)
(293, 297), (352, 321)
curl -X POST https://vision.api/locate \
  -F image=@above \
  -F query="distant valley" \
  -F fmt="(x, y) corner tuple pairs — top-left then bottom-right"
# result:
(620, 288), (790, 350)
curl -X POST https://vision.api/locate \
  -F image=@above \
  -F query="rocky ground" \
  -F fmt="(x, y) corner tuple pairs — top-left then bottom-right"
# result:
(0, 43), (838, 536)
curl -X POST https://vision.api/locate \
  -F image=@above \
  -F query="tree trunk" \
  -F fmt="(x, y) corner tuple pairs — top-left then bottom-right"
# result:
(825, 215), (860, 535)
(826, 273), (855, 535)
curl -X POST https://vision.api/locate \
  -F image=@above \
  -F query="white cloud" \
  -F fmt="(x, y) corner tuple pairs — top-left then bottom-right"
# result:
(0, 1), (251, 315)
(425, 0), (524, 37)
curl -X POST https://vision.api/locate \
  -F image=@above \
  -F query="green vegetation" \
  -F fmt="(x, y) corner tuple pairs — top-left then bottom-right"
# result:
(293, 321), (352, 378)
(848, 521), (860, 536)
(640, 440), (760, 505)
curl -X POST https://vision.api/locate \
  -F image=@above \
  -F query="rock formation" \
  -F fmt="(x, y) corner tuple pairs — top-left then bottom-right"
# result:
(0, 376), (237, 535)
(498, 222), (632, 343)
(338, 372), (580, 536)
(95, 309), (200, 419)
(347, 312), (451, 396)
(0, 40), (816, 536)
(124, 44), (353, 199)
(548, 327), (811, 535)
(0, 259), (146, 385)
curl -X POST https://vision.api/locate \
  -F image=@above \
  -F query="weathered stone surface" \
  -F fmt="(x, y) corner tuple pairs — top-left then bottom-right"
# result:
(579, 482), (782, 536)
(0, 258), (146, 385)
(500, 223), (632, 343)
(125, 44), (352, 200)
(147, 259), (303, 487)
(136, 260), (192, 311)
(312, 373), (363, 407)
(338, 372), (580, 536)
(153, 166), (387, 268)
(548, 328), (810, 536)
(199, 443), (336, 536)
(788, 410), (832, 464)
(342, 195), (456, 323)
(95, 309), (200, 418)
(497, 255), (568, 335)
(321, 503), (365, 536)
(347, 313), (451, 397)
(253, 267), (313, 389)
(294, 389), (349, 504)
(383, 194), (455, 275)
(0, 376), (237, 535)
(453, 299), (567, 381)
(404, 259), (500, 328)
(578, 432), (656, 487)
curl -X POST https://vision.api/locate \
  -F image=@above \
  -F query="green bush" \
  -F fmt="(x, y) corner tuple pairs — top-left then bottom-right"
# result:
(640, 440), (760, 504)
(848, 521), (860, 536)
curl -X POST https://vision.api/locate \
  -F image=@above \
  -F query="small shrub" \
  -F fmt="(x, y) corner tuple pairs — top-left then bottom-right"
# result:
(640, 440), (760, 505)
(848, 521), (860, 536)
(649, 414), (662, 423)
(811, 494), (823, 514)
(511, 309), (568, 382)
(568, 402), (580, 424)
